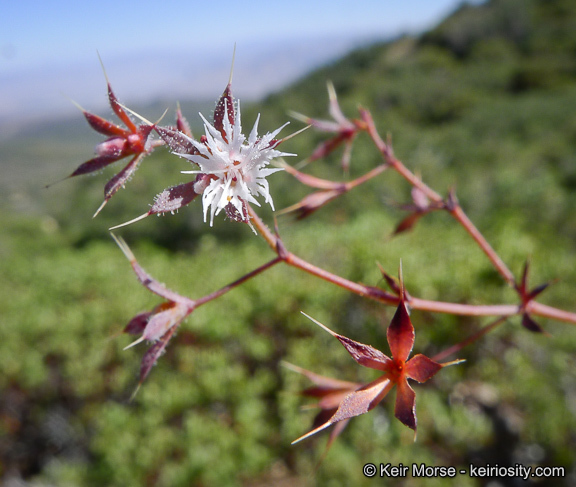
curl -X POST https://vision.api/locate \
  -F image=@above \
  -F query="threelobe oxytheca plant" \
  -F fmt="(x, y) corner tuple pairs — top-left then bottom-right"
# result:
(54, 53), (576, 458)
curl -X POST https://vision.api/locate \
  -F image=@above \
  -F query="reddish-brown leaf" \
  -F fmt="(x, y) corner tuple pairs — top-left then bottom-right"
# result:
(285, 362), (360, 455)
(315, 390), (358, 411)
(282, 164), (344, 190)
(155, 126), (198, 155)
(292, 376), (393, 445)
(309, 133), (349, 162)
(106, 83), (137, 133)
(328, 376), (393, 424)
(522, 313), (546, 333)
(394, 378), (416, 431)
(139, 326), (176, 383)
(69, 154), (123, 177)
(393, 212), (424, 235)
(128, 257), (191, 304)
(84, 111), (127, 137)
(310, 408), (338, 431)
(334, 334), (393, 371)
(377, 265), (402, 296)
(290, 189), (344, 220)
(519, 260), (530, 293)
(527, 282), (551, 301)
(387, 301), (414, 363)
(176, 106), (192, 137)
(94, 136), (129, 158)
(124, 311), (153, 335)
(103, 153), (144, 200)
(112, 234), (196, 307)
(405, 354), (444, 383)
(213, 83), (235, 140)
(291, 365), (360, 395)
(143, 301), (189, 342)
(149, 181), (199, 215)
(324, 418), (349, 452)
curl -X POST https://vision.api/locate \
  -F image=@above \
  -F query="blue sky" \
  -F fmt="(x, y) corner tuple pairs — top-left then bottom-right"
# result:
(1, 0), (481, 126)
(1, 0), (473, 70)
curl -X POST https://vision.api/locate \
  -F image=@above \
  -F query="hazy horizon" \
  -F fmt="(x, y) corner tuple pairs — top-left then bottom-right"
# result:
(0, 0), (483, 132)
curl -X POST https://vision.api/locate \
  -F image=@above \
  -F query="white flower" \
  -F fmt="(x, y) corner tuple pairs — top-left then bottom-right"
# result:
(181, 100), (293, 226)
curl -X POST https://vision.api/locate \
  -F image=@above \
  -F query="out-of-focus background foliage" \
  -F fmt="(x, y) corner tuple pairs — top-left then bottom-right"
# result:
(2, 0), (576, 485)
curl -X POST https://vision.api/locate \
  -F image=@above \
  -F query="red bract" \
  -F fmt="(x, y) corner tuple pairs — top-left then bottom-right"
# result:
(280, 188), (346, 220)
(284, 362), (363, 456)
(276, 163), (347, 219)
(516, 261), (553, 334)
(124, 302), (188, 387)
(213, 82), (235, 141)
(391, 186), (444, 236)
(109, 176), (204, 231)
(124, 300), (191, 347)
(291, 81), (364, 172)
(278, 160), (389, 220)
(150, 106), (198, 158)
(108, 111), (204, 230)
(111, 234), (196, 384)
(377, 263), (403, 297)
(68, 79), (161, 216)
(293, 301), (463, 445)
(175, 104), (193, 139)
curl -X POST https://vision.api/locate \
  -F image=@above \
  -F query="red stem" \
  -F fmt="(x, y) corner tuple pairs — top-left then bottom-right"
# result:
(362, 108), (517, 287)
(361, 109), (442, 203)
(409, 298), (517, 317)
(195, 257), (282, 307)
(345, 162), (389, 190)
(245, 206), (566, 321)
(528, 301), (576, 325)
(240, 109), (576, 327)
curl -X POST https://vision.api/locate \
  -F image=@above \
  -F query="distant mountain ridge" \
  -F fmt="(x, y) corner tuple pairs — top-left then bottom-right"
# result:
(0, 34), (384, 136)
(258, 0), (576, 123)
(5, 0), (576, 237)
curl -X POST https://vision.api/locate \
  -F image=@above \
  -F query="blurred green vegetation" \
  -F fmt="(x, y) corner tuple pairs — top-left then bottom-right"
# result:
(2, 0), (576, 485)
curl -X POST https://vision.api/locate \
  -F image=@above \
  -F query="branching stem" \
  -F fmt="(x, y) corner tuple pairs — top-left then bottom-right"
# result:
(242, 102), (576, 326)
(195, 257), (282, 307)
(245, 206), (576, 323)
